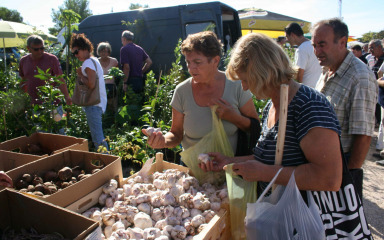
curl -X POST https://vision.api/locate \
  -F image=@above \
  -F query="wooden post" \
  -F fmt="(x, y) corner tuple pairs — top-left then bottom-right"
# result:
(155, 152), (164, 172)
(273, 84), (289, 190)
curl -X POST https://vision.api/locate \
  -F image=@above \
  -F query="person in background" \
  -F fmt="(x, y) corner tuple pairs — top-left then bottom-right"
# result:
(0, 171), (13, 188)
(19, 35), (72, 106)
(19, 35), (72, 134)
(276, 36), (287, 47)
(120, 30), (152, 93)
(70, 33), (108, 151)
(314, 18), (378, 198)
(351, 44), (368, 64)
(284, 23), (322, 88)
(142, 31), (259, 156)
(97, 42), (119, 112)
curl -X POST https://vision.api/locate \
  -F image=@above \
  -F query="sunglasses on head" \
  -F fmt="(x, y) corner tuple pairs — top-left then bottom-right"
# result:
(32, 47), (45, 51)
(72, 49), (80, 56)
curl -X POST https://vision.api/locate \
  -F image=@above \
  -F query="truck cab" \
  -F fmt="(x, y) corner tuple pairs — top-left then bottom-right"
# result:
(77, 1), (241, 75)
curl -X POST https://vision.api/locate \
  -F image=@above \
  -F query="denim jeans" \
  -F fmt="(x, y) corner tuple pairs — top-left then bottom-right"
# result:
(83, 106), (108, 151)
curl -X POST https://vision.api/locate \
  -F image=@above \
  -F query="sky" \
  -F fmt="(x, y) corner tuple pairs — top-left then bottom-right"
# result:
(1, 0), (382, 38)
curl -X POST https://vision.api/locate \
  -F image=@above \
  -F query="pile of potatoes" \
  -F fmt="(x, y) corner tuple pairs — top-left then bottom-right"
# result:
(14, 166), (102, 197)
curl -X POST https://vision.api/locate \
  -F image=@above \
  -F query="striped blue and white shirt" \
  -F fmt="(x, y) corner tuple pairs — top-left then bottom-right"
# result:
(254, 84), (341, 167)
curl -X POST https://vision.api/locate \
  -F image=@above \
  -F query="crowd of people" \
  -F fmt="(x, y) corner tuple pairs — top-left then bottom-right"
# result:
(3, 15), (382, 239)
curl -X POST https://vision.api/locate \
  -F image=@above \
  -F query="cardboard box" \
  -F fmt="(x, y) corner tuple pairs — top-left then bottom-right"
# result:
(67, 153), (230, 240)
(0, 150), (42, 172)
(0, 189), (101, 240)
(0, 132), (89, 156)
(2, 150), (123, 208)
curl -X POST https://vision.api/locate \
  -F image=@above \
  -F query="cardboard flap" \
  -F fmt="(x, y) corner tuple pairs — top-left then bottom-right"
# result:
(0, 151), (42, 172)
(0, 189), (99, 239)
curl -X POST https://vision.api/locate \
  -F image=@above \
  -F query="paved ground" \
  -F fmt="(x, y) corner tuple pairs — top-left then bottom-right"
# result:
(363, 129), (384, 239)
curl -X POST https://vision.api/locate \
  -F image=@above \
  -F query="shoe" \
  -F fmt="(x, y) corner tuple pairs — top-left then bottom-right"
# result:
(372, 153), (382, 159)
(380, 150), (384, 157)
(376, 160), (384, 166)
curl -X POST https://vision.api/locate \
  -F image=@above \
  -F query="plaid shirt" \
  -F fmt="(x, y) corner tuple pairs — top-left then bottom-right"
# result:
(316, 51), (378, 153)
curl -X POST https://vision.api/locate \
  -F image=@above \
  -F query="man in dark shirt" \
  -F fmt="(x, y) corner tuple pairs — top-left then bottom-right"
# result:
(120, 30), (152, 93)
(351, 44), (368, 64)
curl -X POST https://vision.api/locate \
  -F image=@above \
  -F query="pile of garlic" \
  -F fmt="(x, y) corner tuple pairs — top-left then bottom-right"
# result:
(82, 169), (228, 240)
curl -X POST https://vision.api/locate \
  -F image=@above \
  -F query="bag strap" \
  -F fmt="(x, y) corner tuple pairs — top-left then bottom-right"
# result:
(89, 58), (99, 80)
(256, 167), (284, 203)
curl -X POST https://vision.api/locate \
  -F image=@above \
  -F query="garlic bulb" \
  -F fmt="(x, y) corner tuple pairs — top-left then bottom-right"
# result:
(155, 236), (170, 240)
(151, 208), (164, 222)
(202, 210), (216, 223)
(103, 179), (118, 194)
(127, 227), (144, 239)
(138, 202), (152, 215)
(190, 209), (203, 218)
(112, 220), (125, 232)
(171, 225), (188, 240)
(99, 193), (108, 206)
(191, 214), (205, 228)
(197, 223), (208, 234)
(192, 192), (211, 211)
(164, 205), (175, 218)
(198, 153), (210, 164)
(161, 191), (176, 206)
(210, 202), (221, 212)
(105, 197), (114, 208)
(134, 212), (153, 229)
(143, 227), (162, 240)
(104, 225), (113, 238)
(179, 193), (194, 209)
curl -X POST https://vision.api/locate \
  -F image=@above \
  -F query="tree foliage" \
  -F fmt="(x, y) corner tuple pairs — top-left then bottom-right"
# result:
(129, 3), (149, 10)
(50, 0), (92, 35)
(0, 7), (23, 22)
(358, 30), (384, 43)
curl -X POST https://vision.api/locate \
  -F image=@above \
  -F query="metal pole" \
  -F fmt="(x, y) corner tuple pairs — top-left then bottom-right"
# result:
(3, 38), (6, 70)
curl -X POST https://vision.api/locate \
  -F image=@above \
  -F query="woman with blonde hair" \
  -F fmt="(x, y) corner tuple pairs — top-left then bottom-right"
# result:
(201, 32), (343, 193)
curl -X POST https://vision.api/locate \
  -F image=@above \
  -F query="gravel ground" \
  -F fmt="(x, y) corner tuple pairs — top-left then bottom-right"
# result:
(363, 129), (384, 239)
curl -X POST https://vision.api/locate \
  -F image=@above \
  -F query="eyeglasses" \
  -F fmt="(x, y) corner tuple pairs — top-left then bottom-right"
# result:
(72, 49), (80, 56)
(32, 47), (45, 51)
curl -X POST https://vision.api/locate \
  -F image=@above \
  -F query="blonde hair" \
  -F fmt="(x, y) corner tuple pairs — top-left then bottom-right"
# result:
(226, 33), (295, 98)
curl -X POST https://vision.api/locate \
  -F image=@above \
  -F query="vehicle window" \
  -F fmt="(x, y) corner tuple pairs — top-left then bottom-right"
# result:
(185, 22), (216, 35)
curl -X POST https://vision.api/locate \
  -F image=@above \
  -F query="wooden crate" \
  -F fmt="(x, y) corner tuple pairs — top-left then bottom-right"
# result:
(68, 152), (230, 240)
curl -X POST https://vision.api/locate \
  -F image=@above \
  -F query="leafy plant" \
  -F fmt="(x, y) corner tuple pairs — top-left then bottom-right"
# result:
(31, 68), (66, 133)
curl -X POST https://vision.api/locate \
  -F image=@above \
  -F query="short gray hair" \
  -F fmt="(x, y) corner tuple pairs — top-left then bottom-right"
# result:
(97, 42), (112, 55)
(27, 35), (44, 47)
(369, 39), (383, 48)
(122, 30), (134, 41)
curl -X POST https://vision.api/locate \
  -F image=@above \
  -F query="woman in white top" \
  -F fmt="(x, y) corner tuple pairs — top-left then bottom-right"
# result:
(70, 33), (108, 151)
(97, 42), (119, 112)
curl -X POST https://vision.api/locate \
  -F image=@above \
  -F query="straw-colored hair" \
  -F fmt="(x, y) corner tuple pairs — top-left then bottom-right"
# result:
(226, 33), (295, 98)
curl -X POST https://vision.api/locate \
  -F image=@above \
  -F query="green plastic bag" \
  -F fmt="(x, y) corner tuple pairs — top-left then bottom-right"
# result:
(180, 105), (234, 185)
(225, 163), (258, 240)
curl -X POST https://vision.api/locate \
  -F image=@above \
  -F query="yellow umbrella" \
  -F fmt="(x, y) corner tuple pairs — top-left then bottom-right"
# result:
(239, 9), (311, 38)
(0, 20), (57, 48)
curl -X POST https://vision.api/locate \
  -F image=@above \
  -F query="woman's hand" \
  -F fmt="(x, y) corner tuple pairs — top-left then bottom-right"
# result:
(0, 171), (13, 188)
(142, 129), (166, 149)
(232, 160), (266, 182)
(199, 152), (232, 172)
(213, 98), (236, 121)
(76, 67), (83, 77)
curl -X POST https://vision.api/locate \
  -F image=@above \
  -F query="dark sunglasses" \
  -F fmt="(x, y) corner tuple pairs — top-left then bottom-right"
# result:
(72, 49), (80, 56)
(32, 47), (45, 51)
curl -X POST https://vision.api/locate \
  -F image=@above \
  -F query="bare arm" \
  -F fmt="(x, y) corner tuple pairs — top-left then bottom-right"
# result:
(297, 68), (304, 83)
(231, 127), (342, 191)
(348, 135), (371, 169)
(142, 57), (152, 73)
(377, 77), (384, 88)
(142, 108), (184, 149)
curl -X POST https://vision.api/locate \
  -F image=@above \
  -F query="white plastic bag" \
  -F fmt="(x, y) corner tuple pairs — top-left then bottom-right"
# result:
(245, 170), (325, 240)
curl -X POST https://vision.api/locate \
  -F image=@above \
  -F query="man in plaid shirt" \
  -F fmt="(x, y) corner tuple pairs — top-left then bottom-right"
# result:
(313, 18), (378, 199)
